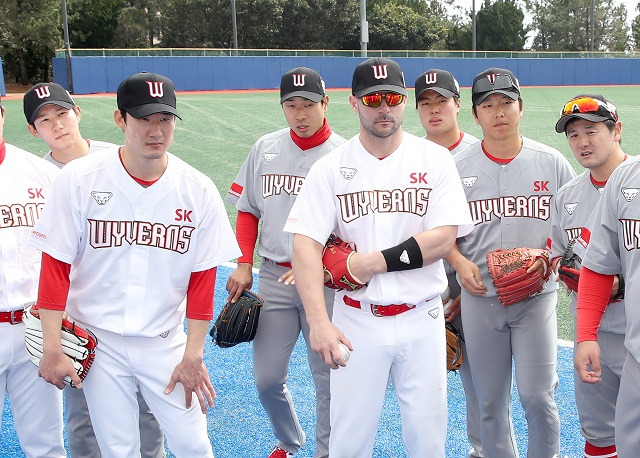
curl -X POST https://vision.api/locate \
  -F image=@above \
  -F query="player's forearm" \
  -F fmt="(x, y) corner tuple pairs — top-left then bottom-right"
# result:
(444, 242), (467, 271)
(292, 234), (330, 325)
(184, 318), (209, 361)
(39, 308), (65, 354)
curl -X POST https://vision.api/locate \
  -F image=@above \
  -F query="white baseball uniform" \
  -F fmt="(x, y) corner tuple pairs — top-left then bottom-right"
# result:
(285, 132), (473, 457)
(580, 156), (640, 457)
(0, 141), (65, 458)
(44, 139), (165, 458)
(226, 126), (345, 457)
(550, 169), (626, 450)
(28, 146), (240, 457)
(454, 138), (575, 458)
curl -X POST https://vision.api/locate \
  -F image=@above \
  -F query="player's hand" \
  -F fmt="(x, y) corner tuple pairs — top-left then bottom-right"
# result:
(225, 263), (253, 303)
(278, 269), (295, 286)
(309, 319), (352, 370)
(39, 349), (82, 390)
(458, 259), (487, 296)
(611, 275), (620, 298)
(527, 257), (549, 278)
(574, 341), (602, 384)
(444, 295), (461, 323)
(165, 354), (216, 413)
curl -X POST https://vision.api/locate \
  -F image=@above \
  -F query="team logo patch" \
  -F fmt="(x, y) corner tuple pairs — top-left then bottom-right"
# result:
(428, 307), (439, 319)
(91, 191), (113, 205)
(146, 81), (164, 98)
(159, 331), (170, 338)
(340, 167), (357, 180)
(564, 203), (578, 215)
(461, 176), (478, 188)
(399, 250), (410, 264)
(34, 85), (51, 99)
(622, 187), (640, 202)
(263, 153), (278, 163)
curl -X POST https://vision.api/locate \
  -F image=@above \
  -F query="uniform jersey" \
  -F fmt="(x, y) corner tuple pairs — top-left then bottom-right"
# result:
(226, 127), (345, 262)
(582, 156), (640, 361)
(550, 171), (625, 334)
(284, 132), (474, 305)
(28, 146), (240, 337)
(454, 137), (576, 297)
(450, 132), (479, 155)
(1, 143), (58, 311)
(42, 139), (114, 168)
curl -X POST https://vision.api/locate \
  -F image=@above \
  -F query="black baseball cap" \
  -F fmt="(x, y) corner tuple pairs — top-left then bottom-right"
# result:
(471, 67), (520, 106)
(352, 57), (407, 98)
(555, 94), (618, 133)
(117, 72), (181, 119)
(280, 67), (326, 103)
(415, 69), (460, 106)
(23, 83), (75, 124)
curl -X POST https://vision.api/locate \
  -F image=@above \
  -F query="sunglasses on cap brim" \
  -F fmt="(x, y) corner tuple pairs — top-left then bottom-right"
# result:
(472, 74), (520, 96)
(561, 96), (618, 121)
(361, 92), (404, 108)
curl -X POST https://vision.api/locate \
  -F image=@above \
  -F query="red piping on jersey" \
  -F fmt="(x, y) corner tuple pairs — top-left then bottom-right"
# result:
(0, 139), (6, 165)
(590, 175), (607, 187)
(482, 141), (514, 164)
(576, 267), (614, 342)
(236, 211), (259, 264)
(290, 118), (332, 151)
(118, 147), (160, 186)
(448, 132), (464, 151)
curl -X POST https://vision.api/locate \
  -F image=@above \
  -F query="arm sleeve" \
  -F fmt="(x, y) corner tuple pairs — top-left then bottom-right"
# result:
(186, 267), (217, 320)
(236, 211), (259, 264)
(576, 267), (614, 342)
(37, 253), (71, 311)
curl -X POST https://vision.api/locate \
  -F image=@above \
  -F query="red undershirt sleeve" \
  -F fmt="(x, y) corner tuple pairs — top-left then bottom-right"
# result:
(576, 267), (615, 342)
(186, 267), (217, 320)
(37, 253), (71, 311)
(236, 211), (259, 264)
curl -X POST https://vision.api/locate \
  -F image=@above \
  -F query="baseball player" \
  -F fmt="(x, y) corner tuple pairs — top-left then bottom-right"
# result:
(446, 67), (575, 458)
(225, 66), (345, 458)
(0, 96), (65, 457)
(285, 57), (473, 457)
(27, 72), (240, 457)
(415, 68), (482, 458)
(23, 82), (165, 458)
(550, 95), (626, 458)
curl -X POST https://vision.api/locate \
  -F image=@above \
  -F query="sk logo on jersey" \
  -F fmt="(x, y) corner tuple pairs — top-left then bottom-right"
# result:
(564, 203), (578, 215)
(461, 176), (478, 188)
(262, 153), (278, 163)
(91, 192), (113, 205)
(621, 187), (640, 202)
(340, 167), (357, 180)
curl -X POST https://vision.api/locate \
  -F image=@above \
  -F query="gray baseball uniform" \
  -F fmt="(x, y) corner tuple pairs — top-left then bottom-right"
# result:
(551, 170), (626, 449)
(226, 126), (345, 457)
(45, 139), (165, 458)
(454, 137), (575, 458)
(580, 157), (640, 456)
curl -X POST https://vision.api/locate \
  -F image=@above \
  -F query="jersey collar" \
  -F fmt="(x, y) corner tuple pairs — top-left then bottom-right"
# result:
(290, 119), (331, 151)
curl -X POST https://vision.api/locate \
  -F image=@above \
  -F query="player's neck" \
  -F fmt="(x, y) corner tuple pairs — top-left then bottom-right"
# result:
(481, 134), (522, 160)
(590, 146), (626, 183)
(119, 146), (168, 181)
(427, 129), (462, 151)
(50, 137), (90, 165)
(359, 129), (404, 159)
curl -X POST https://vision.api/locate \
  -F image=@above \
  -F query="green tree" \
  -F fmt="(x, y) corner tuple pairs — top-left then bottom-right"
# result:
(526, 0), (630, 51)
(475, 0), (527, 50)
(633, 3), (640, 49)
(0, 0), (62, 83)
(162, 0), (231, 48)
(111, 0), (162, 48)
(68, 0), (125, 48)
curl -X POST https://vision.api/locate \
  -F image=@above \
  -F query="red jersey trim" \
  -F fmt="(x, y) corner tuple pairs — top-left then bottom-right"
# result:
(290, 118), (332, 151)
(482, 141), (514, 164)
(229, 182), (243, 198)
(0, 139), (6, 165)
(118, 147), (160, 186)
(448, 132), (464, 151)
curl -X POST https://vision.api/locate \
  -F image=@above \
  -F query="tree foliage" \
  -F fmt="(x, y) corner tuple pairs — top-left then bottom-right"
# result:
(633, 2), (640, 49)
(68, 0), (125, 48)
(475, 0), (527, 50)
(526, 0), (630, 51)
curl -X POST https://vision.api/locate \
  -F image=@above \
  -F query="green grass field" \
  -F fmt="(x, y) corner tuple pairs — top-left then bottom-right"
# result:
(4, 85), (640, 341)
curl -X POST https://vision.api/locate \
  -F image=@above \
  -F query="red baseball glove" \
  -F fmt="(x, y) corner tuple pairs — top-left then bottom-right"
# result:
(486, 248), (551, 306)
(322, 234), (366, 291)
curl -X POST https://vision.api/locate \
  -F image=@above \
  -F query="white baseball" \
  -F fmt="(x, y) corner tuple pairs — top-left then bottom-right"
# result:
(337, 342), (350, 363)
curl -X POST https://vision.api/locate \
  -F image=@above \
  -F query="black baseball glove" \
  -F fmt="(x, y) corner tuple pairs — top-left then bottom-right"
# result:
(211, 290), (263, 348)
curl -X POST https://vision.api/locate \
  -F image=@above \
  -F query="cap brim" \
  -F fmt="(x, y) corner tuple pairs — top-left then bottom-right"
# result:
(555, 113), (611, 133)
(415, 87), (456, 105)
(354, 84), (408, 98)
(473, 89), (519, 105)
(125, 103), (182, 120)
(29, 101), (75, 124)
(280, 91), (324, 104)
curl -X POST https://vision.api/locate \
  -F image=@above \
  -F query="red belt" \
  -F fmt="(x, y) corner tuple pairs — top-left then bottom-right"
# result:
(343, 296), (415, 317)
(264, 258), (292, 268)
(0, 310), (24, 324)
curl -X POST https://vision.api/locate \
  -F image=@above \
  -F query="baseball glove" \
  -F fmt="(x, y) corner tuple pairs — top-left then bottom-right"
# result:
(445, 321), (463, 371)
(322, 234), (366, 291)
(486, 248), (551, 306)
(23, 306), (98, 388)
(558, 239), (581, 293)
(211, 289), (263, 348)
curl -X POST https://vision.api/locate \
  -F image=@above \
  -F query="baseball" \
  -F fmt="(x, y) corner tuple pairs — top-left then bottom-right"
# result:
(336, 342), (350, 364)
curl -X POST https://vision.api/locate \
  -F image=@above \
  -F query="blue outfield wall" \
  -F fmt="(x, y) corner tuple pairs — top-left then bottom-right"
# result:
(53, 56), (640, 94)
(0, 58), (6, 96)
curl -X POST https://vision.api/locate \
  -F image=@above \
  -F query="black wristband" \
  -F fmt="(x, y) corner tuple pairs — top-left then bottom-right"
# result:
(612, 274), (625, 300)
(381, 236), (423, 272)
